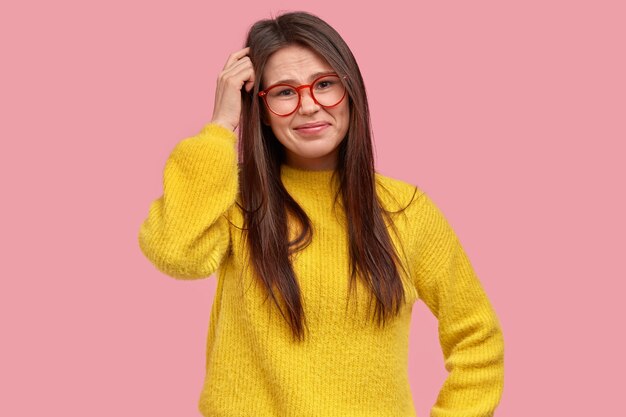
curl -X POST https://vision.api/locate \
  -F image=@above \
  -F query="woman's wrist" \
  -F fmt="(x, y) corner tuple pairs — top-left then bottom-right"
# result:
(210, 119), (236, 132)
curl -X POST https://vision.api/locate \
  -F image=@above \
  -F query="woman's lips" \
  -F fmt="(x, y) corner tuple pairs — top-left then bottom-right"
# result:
(294, 123), (330, 135)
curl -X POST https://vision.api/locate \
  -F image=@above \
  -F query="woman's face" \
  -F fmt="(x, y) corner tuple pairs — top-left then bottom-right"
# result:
(261, 44), (350, 171)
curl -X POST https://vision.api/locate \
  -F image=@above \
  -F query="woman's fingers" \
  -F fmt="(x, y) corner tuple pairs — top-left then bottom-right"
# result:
(222, 46), (251, 71)
(225, 57), (255, 89)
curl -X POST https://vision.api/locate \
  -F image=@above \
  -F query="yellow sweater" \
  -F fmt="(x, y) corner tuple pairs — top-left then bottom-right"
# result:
(138, 123), (505, 417)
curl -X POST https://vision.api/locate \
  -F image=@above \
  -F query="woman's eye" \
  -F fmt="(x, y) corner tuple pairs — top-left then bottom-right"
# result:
(277, 88), (295, 96)
(316, 81), (331, 89)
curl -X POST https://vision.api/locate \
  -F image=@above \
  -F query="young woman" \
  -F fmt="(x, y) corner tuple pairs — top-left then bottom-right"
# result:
(138, 11), (504, 417)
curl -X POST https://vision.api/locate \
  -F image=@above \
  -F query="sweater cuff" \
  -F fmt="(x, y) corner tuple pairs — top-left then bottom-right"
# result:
(200, 122), (238, 145)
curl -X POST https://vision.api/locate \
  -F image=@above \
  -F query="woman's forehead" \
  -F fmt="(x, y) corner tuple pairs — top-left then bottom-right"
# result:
(263, 45), (333, 86)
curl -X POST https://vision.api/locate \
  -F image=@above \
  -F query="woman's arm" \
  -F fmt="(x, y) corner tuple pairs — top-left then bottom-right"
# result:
(411, 191), (505, 416)
(138, 123), (239, 279)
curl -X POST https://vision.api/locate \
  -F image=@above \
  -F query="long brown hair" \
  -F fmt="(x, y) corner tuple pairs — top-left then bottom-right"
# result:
(235, 11), (418, 342)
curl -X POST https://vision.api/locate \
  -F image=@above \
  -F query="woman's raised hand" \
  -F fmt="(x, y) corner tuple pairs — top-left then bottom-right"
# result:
(210, 47), (256, 132)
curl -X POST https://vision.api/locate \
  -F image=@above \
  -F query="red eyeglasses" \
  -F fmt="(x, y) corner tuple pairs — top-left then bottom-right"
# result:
(258, 73), (348, 117)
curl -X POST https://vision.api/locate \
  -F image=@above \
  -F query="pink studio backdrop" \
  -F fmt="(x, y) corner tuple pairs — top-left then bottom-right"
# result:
(1, 1), (624, 416)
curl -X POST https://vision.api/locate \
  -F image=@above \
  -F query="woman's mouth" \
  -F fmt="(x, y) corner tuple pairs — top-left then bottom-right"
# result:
(294, 123), (330, 135)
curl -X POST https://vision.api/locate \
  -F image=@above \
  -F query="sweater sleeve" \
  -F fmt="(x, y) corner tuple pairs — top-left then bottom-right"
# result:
(138, 123), (239, 279)
(411, 191), (505, 417)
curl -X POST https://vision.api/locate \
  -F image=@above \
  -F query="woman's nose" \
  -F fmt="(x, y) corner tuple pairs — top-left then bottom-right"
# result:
(298, 90), (320, 114)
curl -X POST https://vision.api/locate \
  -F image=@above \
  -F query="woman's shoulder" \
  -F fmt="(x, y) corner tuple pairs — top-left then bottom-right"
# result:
(374, 170), (426, 212)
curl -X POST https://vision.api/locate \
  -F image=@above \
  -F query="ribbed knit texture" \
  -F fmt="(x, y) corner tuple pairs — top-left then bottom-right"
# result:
(138, 123), (505, 417)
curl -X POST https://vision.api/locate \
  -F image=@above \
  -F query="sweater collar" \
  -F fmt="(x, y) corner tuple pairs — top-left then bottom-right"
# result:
(279, 163), (340, 194)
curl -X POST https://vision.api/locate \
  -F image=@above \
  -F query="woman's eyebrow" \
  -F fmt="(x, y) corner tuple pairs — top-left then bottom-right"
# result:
(270, 70), (336, 86)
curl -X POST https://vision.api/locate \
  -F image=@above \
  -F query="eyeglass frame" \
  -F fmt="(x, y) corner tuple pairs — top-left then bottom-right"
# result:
(258, 73), (349, 117)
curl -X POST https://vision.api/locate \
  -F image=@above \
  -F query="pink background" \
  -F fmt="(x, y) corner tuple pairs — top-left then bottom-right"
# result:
(2, 0), (624, 416)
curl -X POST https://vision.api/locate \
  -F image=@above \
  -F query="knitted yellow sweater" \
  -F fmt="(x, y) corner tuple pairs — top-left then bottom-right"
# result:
(138, 123), (504, 417)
